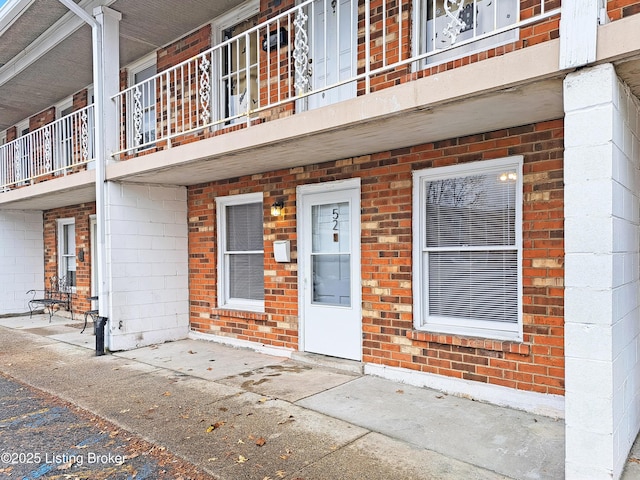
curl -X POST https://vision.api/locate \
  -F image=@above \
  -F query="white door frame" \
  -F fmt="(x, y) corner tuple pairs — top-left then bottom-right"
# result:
(297, 178), (362, 359)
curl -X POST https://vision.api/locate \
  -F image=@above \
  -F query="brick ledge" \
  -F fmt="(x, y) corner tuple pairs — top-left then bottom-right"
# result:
(210, 309), (269, 322)
(407, 330), (530, 355)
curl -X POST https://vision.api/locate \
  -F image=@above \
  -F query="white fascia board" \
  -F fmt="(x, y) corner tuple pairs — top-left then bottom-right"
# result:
(0, 0), (116, 88)
(0, 0), (34, 37)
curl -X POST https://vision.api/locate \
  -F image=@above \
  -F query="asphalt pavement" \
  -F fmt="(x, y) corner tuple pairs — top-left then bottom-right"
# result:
(0, 373), (215, 479)
(0, 313), (600, 479)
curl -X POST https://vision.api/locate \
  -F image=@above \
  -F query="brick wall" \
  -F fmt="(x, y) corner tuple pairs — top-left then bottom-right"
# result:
(43, 203), (96, 314)
(29, 107), (55, 131)
(73, 89), (88, 111)
(608, 0), (640, 19)
(188, 118), (565, 395)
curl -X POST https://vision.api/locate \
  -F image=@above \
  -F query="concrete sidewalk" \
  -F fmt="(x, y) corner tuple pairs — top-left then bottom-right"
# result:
(0, 314), (567, 479)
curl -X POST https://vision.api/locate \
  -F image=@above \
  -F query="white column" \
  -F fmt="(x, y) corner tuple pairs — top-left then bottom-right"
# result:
(93, 6), (120, 326)
(559, 0), (599, 69)
(0, 211), (44, 315)
(105, 183), (189, 351)
(564, 63), (640, 479)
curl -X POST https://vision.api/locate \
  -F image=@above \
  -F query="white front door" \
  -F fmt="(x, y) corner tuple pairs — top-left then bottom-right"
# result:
(298, 180), (361, 360)
(306, 0), (357, 110)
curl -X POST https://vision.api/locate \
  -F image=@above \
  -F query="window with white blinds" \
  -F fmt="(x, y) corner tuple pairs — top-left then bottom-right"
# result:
(413, 157), (523, 340)
(57, 218), (76, 289)
(216, 193), (264, 311)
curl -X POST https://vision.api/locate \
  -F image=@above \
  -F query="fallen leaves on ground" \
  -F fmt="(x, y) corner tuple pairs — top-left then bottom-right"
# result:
(255, 437), (266, 446)
(206, 421), (225, 432)
(236, 455), (248, 464)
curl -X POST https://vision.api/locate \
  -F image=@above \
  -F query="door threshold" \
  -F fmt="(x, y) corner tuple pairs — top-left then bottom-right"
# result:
(291, 351), (364, 375)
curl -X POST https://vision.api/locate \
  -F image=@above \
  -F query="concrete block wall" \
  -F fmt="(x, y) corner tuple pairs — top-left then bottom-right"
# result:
(0, 210), (44, 314)
(106, 183), (189, 350)
(564, 63), (640, 479)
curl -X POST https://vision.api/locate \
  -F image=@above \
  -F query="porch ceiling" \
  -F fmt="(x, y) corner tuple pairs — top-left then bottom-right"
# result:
(0, 0), (245, 131)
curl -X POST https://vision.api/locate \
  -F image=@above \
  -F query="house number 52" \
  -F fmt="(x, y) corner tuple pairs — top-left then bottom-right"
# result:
(332, 208), (339, 242)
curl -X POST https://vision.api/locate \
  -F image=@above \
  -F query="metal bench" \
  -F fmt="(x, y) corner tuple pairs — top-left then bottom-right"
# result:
(82, 296), (99, 334)
(27, 275), (73, 322)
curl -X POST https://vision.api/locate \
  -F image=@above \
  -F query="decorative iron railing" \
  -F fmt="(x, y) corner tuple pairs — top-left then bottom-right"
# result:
(0, 105), (95, 191)
(113, 0), (560, 156)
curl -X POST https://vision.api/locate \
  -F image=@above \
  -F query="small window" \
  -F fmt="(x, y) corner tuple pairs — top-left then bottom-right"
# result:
(58, 218), (76, 289)
(415, 0), (519, 67)
(128, 58), (157, 148)
(413, 157), (522, 340)
(216, 193), (264, 311)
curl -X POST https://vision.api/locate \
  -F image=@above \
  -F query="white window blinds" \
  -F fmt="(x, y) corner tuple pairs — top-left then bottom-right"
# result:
(225, 202), (264, 302)
(417, 158), (522, 336)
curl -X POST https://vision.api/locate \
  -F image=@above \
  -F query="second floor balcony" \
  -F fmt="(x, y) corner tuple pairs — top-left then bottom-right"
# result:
(1, 106), (95, 192)
(1, 0), (639, 196)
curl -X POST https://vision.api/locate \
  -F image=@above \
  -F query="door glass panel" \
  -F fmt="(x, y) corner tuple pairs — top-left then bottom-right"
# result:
(311, 202), (351, 306)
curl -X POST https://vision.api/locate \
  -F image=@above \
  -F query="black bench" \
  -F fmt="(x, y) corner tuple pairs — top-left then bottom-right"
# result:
(82, 296), (99, 334)
(27, 275), (73, 322)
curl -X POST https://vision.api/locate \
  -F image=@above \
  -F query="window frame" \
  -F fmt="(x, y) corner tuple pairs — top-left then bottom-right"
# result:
(412, 156), (523, 341)
(211, 0), (260, 126)
(127, 54), (157, 149)
(216, 192), (265, 312)
(57, 217), (77, 291)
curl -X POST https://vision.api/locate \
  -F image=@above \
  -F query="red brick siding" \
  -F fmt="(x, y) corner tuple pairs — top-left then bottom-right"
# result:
(73, 89), (89, 111)
(6, 126), (16, 142)
(608, 0), (640, 19)
(187, 118), (565, 395)
(29, 107), (55, 131)
(43, 203), (97, 315)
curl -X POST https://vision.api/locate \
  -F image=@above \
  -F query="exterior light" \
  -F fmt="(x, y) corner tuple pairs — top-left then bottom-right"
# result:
(271, 200), (284, 217)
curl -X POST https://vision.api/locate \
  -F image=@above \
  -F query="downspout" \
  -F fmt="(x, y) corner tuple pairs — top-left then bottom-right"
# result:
(56, 0), (109, 333)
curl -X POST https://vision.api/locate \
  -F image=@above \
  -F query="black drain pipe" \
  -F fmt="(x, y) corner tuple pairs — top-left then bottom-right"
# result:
(95, 317), (108, 356)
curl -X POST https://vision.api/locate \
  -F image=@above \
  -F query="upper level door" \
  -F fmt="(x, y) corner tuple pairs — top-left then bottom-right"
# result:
(306, 0), (358, 110)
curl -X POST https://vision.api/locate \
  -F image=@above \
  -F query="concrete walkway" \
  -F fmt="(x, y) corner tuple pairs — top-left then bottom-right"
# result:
(0, 314), (569, 479)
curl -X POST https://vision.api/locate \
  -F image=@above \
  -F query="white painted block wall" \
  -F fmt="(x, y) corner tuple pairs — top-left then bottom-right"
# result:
(564, 63), (640, 479)
(0, 210), (44, 315)
(105, 183), (189, 350)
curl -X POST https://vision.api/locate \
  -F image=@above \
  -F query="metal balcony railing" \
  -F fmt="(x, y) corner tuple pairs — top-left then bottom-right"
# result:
(113, 0), (560, 156)
(0, 105), (95, 191)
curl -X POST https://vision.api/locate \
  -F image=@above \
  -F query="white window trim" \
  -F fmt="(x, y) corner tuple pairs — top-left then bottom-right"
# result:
(16, 119), (28, 136)
(412, 156), (523, 341)
(211, 0), (260, 126)
(127, 54), (157, 149)
(216, 192), (265, 312)
(57, 217), (77, 292)
(127, 53), (157, 85)
(55, 98), (73, 118)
